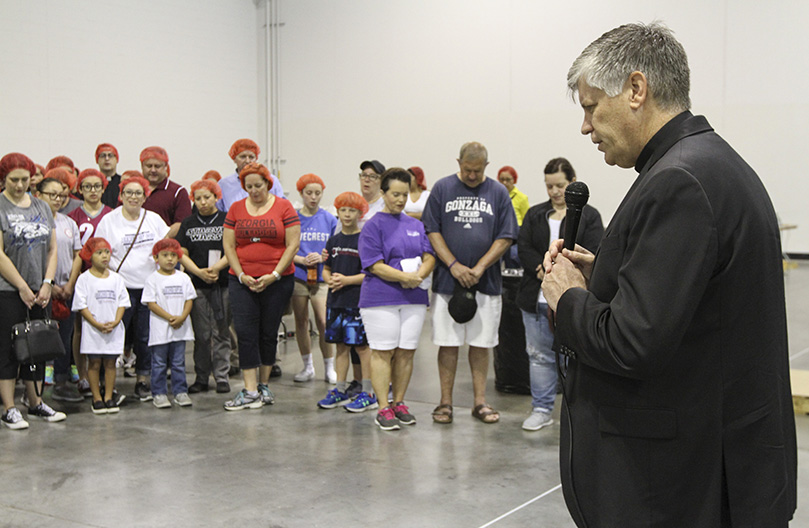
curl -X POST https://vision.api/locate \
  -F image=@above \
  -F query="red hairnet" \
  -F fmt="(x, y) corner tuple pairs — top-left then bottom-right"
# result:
(333, 191), (369, 218)
(296, 173), (325, 193)
(120, 176), (151, 198)
(95, 143), (119, 162)
(34, 164), (45, 176)
(229, 139), (260, 160)
(202, 170), (221, 182)
(79, 237), (112, 263)
(139, 146), (170, 176)
(190, 179), (222, 201)
(46, 155), (75, 172)
(0, 153), (36, 182)
(121, 170), (143, 181)
(239, 163), (273, 190)
(77, 168), (109, 191)
(152, 238), (182, 258)
(44, 168), (75, 190)
(407, 166), (427, 190)
(498, 165), (518, 184)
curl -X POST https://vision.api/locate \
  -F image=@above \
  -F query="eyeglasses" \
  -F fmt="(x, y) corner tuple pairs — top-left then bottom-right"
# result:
(122, 190), (144, 197)
(98, 153), (116, 160)
(359, 173), (380, 181)
(81, 184), (104, 191)
(40, 192), (66, 201)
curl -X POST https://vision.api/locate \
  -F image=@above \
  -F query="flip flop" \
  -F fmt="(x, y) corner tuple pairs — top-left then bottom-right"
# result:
(472, 403), (500, 424)
(431, 404), (453, 424)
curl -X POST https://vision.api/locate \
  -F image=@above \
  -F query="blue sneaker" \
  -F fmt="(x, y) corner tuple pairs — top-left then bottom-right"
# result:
(345, 391), (379, 413)
(70, 364), (79, 383)
(44, 365), (54, 385)
(258, 383), (275, 405)
(318, 388), (350, 409)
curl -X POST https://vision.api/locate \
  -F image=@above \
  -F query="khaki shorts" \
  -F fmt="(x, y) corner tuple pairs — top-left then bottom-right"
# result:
(430, 291), (501, 348)
(292, 279), (328, 299)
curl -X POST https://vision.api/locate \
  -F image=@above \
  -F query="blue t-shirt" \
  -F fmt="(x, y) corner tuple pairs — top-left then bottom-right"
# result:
(358, 212), (434, 308)
(294, 208), (338, 282)
(215, 171), (285, 212)
(422, 175), (518, 296)
(325, 231), (362, 309)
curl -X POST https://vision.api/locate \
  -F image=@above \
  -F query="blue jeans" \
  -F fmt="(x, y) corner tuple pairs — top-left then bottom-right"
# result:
(150, 341), (188, 395)
(121, 288), (151, 377)
(521, 303), (557, 412)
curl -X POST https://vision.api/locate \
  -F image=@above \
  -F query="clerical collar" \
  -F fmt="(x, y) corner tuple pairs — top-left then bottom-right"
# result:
(634, 111), (692, 173)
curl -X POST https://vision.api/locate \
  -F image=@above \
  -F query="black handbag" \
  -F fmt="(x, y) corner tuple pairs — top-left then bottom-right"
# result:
(12, 310), (66, 365)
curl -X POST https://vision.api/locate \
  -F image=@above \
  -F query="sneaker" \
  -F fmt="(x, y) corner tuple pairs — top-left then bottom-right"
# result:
(123, 352), (136, 368)
(28, 401), (66, 422)
(345, 392), (379, 413)
(20, 395), (30, 408)
(522, 409), (553, 431)
(345, 380), (362, 399)
(70, 364), (79, 383)
(174, 393), (193, 407)
(293, 367), (315, 382)
(52, 383), (84, 403)
(134, 382), (153, 402)
(111, 390), (126, 407)
(153, 394), (171, 409)
(258, 383), (275, 405)
(188, 381), (209, 394)
(105, 399), (119, 414)
(2, 408), (29, 430)
(325, 368), (337, 385)
(123, 367), (136, 378)
(391, 401), (416, 425)
(224, 389), (264, 411)
(375, 407), (400, 431)
(317, 388), (350, 409)
(44, 365), (54, 385)
(270, 364), (281, 378)
(77, 379), (92, 398)
(216, 381), (231, 394)
(92, 400), (107, 415)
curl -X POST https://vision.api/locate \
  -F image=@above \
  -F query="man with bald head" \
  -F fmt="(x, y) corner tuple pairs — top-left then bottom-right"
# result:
(541, 22), (796, 527)
(422, 142), (518, 425)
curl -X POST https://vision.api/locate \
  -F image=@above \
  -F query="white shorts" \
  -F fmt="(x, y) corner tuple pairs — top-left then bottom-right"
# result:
(359, 304), (427, 350)
(431, 292), (501, 348)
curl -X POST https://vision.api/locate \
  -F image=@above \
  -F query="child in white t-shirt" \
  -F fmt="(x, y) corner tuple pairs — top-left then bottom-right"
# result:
(72, 237), (131, 415)
(141, 239), (197, 409)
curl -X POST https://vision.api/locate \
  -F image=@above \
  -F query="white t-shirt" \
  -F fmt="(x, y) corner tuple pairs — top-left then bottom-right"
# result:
(538, 217), (563, 305)
(55, 213), (82, 285)
(404, 190), (430, 216)
(72, 270), (131, 355)
(141, 270), (197, 346)
(95, 208), (169, 289)
(358, 195), (386, 229)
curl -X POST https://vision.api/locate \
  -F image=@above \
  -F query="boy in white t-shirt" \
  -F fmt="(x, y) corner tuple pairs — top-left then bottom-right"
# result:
(72, 237), (131, 415)
(142, 239), (197, 409)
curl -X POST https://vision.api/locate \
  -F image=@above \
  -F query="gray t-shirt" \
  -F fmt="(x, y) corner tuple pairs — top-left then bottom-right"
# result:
(422, 174), (518, 296)
(0, 194), (55, 291)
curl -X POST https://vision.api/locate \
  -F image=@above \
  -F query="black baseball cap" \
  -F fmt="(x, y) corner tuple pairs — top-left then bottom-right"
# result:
(360, 160), (385, 175)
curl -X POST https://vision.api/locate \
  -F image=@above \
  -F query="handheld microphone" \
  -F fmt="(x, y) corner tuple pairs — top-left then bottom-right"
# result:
(563, 181), (589, 251)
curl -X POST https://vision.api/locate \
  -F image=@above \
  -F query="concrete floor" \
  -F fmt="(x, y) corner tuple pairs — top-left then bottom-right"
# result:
(1, 263), (808, 527)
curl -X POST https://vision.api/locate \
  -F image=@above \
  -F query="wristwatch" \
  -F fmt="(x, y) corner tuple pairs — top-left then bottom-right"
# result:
(271, 271), (281, 281)
(42, 278), (54, 286)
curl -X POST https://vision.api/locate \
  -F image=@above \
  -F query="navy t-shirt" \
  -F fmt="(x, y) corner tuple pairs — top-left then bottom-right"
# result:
(422, 174), (518, 296)
(175, 211), (228, 289)
(324, 231), (362, 309)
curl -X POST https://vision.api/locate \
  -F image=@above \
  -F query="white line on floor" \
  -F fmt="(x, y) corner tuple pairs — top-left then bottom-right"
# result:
(477, 483), (563, 528)
(790, 347), (809, 360)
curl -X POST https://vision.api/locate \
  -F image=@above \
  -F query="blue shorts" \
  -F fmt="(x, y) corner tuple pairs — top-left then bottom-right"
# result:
(325, 307), (367, 346)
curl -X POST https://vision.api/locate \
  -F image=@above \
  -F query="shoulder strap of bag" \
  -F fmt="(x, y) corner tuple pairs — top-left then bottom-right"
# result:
(116, 210), (147, 273)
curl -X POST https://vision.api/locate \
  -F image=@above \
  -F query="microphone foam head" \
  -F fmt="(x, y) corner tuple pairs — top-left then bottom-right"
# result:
(565, 181), (589, 208)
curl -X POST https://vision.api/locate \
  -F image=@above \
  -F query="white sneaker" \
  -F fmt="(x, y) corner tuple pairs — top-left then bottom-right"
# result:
(174, 393), (193, 407)
(325, 367), (337, 385)
(522, 409), (553, 431)
(153, 394), (172, 409)
(293, 367), (315, 382)
(2, 407), (29, 430)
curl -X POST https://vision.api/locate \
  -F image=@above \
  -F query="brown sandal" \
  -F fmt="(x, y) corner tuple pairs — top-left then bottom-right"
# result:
(472, 404), (500, 424)
(431, 404), (453, 424)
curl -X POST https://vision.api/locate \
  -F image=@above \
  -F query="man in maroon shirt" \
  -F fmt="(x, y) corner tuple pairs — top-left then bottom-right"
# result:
(140, 146), (191, 238)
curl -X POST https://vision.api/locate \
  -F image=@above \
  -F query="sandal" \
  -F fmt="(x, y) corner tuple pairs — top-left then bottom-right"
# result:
(431, 404), (453, 424)
(472, 404), (500, 424)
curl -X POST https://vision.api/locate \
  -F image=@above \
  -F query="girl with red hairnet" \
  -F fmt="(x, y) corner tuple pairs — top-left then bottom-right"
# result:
(222, 162), (300, 410)
(290, 173), (338, 384)
(95, 176), (170, 402)
(404, 166), (431, 220)
(175, 179), (233, 394)
(72, 237), (130, 414)
(0, 153), (65, 429)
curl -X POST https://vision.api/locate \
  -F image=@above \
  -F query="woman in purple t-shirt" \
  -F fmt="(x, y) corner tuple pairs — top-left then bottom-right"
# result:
(358, 168), (435, 431)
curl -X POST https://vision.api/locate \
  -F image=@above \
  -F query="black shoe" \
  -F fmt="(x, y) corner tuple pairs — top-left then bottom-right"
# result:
(111, 389), (126, 407)
(105, 399), (120, 414)
(134, 381), (152, 402)
(216, 381), (231, 393)
(188, 381), (209, 394)
(270, 364), (282, 378)
(228, 365), (241, 377)
(92, 400), (107, 415)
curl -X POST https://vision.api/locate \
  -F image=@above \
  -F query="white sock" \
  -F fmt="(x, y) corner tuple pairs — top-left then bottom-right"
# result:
(324, 357), (335, 371)
(301, 354), (313, 370)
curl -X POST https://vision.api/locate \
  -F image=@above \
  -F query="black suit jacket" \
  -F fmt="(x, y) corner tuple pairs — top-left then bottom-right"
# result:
(554, 112), (797, 528)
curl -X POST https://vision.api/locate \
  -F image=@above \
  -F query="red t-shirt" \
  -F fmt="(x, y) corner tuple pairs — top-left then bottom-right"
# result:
(224, 197), (300, 277)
